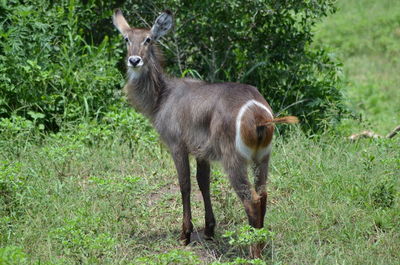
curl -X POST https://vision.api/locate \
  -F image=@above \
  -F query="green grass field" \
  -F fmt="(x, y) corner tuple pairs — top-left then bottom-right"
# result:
(314, 0), (400, 135)
(1, 128), (399, 264)
(1, 0), (400, 264)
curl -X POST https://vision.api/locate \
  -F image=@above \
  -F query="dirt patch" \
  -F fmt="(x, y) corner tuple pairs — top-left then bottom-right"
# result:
(148, 178), (204, 206)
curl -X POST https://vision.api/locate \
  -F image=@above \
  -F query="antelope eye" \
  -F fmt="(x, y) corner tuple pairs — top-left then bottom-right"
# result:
(124, 37), (129, 42)
(144, 37), (151, 44)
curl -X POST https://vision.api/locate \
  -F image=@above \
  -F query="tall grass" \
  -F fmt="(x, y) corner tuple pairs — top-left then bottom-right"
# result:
(0, 124), (398, 264)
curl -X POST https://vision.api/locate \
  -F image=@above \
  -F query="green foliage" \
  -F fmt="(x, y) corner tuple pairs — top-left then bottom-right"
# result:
(101, 105), (159, 148)
(0, 164), (29, 265)
(0, 103), (158, 152)
(372, 182), (395, 209)
(0, 246), (27, 265)
(50, 215), (116, 262)
(0, 161), (26, 218)
(212, 257), (266, 265)
(223, 225), (275, 247)
(1, 0), (344, 132)
(0, 0), (122, 130)
(118, 0), (345, 132)
(0, 115), (37, 144)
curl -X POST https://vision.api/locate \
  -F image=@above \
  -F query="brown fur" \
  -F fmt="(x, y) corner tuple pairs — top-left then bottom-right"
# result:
(241, 106), (275, 150)
(261, 116), (299, 126)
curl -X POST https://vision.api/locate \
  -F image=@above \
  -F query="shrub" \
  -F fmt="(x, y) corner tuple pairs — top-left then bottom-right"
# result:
(1, 0), (344, 132)
(0, 0), (122, 130)
(117, 0), (345, 132)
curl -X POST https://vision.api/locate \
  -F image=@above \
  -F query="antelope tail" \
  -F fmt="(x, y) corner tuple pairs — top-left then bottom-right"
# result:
(260, 116), (299, 126)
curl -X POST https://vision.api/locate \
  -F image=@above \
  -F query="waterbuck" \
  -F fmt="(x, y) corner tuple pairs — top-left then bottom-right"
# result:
(113, 9), (298, 257)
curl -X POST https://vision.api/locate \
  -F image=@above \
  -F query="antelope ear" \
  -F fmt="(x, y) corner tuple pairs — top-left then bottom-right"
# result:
(113, 9), (130, 35)
(150, 10), (173, 41)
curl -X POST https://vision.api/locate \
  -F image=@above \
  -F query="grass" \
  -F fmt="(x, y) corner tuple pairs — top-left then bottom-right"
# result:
(1, 125), (399, 264)
(314, 0), (400, 135)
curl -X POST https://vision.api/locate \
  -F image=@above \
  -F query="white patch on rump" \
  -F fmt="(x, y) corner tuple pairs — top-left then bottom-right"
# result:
(235, 99), (273, 161)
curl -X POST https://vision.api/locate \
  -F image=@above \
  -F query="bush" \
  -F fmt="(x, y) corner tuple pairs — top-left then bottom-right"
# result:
(117, 0), (345, 132)
(1, 0), (345, 132)
(0, 0), (122, 130)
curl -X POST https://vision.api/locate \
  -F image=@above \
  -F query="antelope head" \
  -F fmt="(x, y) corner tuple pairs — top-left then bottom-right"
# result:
(112, 9), (173, 76)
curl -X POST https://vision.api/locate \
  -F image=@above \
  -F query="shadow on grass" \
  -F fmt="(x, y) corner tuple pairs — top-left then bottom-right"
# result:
(191, 229), (273, 262)
(133, 221), (273, 262)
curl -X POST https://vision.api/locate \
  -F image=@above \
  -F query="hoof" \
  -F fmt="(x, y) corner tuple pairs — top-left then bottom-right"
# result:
(180, 232), (191, 246)
(203, 227), (215, 240)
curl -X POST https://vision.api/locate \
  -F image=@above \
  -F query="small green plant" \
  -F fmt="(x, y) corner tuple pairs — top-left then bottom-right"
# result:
(211, 257), (266, 265)
(223, 225), (275, 247)
(0, 246), (27, 265)
(0, 161), (26, 217)
(372, 183), (395, 209)
(362, 150), (376, 171)
(41, 141), (87, 179)
(101, 105), (159, 148)
(89, 174), (140, 193)
(131, 249), (200, 265)
(0, 115), (35, 139)
(51, 215), (116, 262)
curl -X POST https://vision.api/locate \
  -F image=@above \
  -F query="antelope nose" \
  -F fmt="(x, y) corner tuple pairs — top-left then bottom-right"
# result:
(128, 56), (142, 67)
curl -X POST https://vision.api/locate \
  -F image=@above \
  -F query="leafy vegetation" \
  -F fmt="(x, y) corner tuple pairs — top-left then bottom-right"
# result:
(1, 0), (344, 132)
(122, 0), (344, 132)
(0, 0), (122, 130)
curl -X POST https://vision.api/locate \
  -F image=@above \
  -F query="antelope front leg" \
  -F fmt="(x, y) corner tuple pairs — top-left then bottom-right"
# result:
(171, 146), (193, 245)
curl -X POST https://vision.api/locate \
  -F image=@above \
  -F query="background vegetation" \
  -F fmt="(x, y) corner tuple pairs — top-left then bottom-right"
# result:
(1, 0), (343, 132)
(314, 0), (400, 134)
(1, 0), (399, 264)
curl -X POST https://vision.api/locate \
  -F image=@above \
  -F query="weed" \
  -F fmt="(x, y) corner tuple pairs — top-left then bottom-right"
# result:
(223, 225), (275, 247)
(372, 183), (395, 209)
(0, 246), (27, 265)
